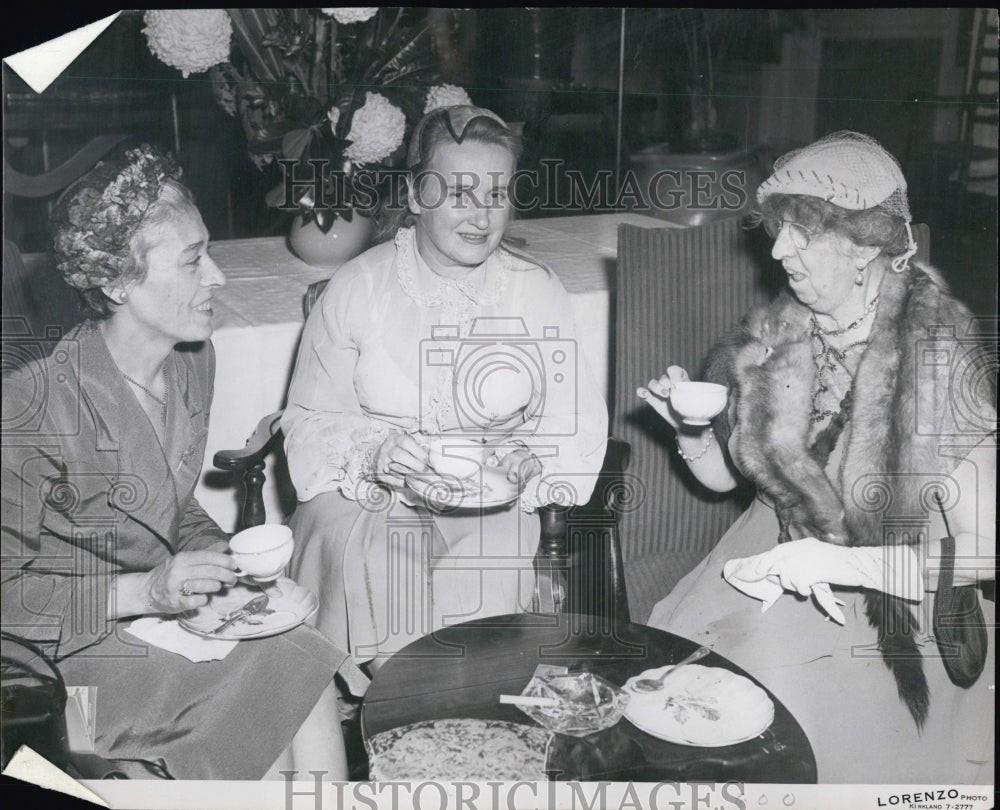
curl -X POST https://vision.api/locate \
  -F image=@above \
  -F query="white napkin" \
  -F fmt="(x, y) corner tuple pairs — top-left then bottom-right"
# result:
(723, 559), (847, 624)
(125, 617), (238, 662)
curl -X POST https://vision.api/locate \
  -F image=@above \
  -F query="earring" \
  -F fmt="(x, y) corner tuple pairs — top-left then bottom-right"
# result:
(118, 292), (129, 304)
(854, 268), (865, 286)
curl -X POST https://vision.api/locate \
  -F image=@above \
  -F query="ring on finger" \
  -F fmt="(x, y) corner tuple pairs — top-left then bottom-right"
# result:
(180, 580), (194, 597)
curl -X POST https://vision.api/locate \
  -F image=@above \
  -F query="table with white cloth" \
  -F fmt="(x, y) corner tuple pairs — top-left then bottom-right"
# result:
(202, 213), (673, 531)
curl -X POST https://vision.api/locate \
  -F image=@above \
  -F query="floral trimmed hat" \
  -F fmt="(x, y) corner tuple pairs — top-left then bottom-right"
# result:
(52, 145), (182, 291)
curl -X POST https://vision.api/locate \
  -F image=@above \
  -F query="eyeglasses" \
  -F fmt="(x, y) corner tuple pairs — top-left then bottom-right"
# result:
(762, 218), (820, 250)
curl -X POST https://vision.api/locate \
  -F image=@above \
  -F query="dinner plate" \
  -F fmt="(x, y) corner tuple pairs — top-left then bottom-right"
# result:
(622, 664), (774, 747)
(178, 577), (318, 640)
(367, 718), (549, 782)
(406, 469), (519, 510)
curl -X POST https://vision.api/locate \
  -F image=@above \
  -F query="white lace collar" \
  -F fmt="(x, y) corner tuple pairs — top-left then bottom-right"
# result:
(393, 226), (512, 309)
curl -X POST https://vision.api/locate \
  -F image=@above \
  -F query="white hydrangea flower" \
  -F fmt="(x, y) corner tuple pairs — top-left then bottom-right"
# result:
(143, 10), (232, 78)
(322, 8), (379, 25)
(423, 84), (473, 114)
(345, 93), (406, 166)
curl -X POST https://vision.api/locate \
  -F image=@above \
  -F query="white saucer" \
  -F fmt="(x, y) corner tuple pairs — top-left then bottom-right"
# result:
(622, 664), (774, 747)
(406, 469), (519, 511)
(178, 577), (318, 640)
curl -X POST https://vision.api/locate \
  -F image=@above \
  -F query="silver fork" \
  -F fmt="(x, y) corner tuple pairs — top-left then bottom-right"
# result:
(210, 594), (269, 635)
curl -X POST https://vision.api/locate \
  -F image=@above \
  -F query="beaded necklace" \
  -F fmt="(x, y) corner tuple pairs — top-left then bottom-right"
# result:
(808, 295), (879, 425)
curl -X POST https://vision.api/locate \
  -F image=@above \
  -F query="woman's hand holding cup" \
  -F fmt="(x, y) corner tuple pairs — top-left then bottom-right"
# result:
(144, 546), (238, 614)
(637, 366), (691, 429)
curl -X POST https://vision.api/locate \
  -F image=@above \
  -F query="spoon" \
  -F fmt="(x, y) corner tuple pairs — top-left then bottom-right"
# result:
(631, 646), (711, 692)
(210, 594), (269, 635)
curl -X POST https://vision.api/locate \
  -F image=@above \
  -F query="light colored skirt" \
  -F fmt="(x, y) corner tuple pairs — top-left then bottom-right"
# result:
(647, 495), (995, 784)
(288, 490), (541, 681)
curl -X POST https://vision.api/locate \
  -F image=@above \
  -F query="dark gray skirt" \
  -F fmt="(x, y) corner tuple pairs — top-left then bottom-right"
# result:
(57, 623), (347, 779)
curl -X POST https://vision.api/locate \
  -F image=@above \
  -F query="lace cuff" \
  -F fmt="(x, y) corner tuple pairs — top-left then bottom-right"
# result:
(326, 425), (396, 501)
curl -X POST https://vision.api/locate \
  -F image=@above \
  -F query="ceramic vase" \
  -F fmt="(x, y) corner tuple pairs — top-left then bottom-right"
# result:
(288, 212), (375, 269)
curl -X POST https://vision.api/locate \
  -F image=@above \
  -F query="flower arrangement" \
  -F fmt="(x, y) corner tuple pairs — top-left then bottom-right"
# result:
(143, 8), (465, 230)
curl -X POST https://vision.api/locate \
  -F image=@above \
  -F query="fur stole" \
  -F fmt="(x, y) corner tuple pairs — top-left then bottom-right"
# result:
(704, 263), (996, 727)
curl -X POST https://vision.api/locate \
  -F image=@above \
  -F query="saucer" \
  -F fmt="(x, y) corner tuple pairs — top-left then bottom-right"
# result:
(178, 577), (318, 640)
(622, 664), (774, 747)
(406, 469), (519, 510)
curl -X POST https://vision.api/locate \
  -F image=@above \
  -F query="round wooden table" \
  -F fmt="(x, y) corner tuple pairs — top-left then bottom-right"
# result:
(361, 613), (817, 782)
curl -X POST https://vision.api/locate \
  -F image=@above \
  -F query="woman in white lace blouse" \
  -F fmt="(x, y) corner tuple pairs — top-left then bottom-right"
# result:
(282, 106), (608, 675)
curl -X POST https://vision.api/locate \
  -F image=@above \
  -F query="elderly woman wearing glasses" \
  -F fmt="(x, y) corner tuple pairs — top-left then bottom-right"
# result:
(639, 132), (995, 783)
(1, 145), (356, 779)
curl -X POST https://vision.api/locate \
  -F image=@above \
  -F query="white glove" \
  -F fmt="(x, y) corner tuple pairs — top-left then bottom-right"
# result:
(723, 538), (923, 624)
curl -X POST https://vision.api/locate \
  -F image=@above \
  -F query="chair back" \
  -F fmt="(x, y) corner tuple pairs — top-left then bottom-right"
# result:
(304, 279), (330, 319)
(612, 218), (774, 620)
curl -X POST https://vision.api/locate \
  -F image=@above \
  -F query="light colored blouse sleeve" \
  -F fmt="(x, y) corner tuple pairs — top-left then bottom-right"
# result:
(281, 260), (398, 502)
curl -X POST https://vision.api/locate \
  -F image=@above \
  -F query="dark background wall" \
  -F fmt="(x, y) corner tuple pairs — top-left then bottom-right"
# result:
(4, 8), (996, 314)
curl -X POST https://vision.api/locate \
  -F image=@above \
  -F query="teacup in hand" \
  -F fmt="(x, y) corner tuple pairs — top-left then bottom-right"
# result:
(229, 524), (294, 584)
(669, 382), (729, 425)
(427, 437), (488, 480)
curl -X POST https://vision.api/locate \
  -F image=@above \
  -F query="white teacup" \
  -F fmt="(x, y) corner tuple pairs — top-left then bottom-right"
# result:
(229, 524), (294, 582)
(669, 382), (729, 425)
(427, 437), (488, 480)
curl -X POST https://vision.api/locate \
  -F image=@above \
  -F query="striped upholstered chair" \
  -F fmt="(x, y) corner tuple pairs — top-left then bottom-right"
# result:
(612, 217), (930, 621)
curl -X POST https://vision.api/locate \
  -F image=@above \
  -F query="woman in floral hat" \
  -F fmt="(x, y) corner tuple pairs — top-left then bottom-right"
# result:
(282, 106), (608, 674)
(1, 145), (355, 779)
(639, 132), (995, 782)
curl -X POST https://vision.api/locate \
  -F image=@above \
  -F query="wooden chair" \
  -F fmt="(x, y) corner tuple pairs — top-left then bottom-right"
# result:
(215, 280), (631, 624)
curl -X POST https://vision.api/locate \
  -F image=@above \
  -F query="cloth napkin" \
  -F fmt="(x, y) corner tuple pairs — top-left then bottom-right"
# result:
(125, 617), (238, 662)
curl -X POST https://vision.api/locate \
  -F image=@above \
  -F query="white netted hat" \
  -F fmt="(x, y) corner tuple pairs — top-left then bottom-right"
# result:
(757, 131), (918, 271)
